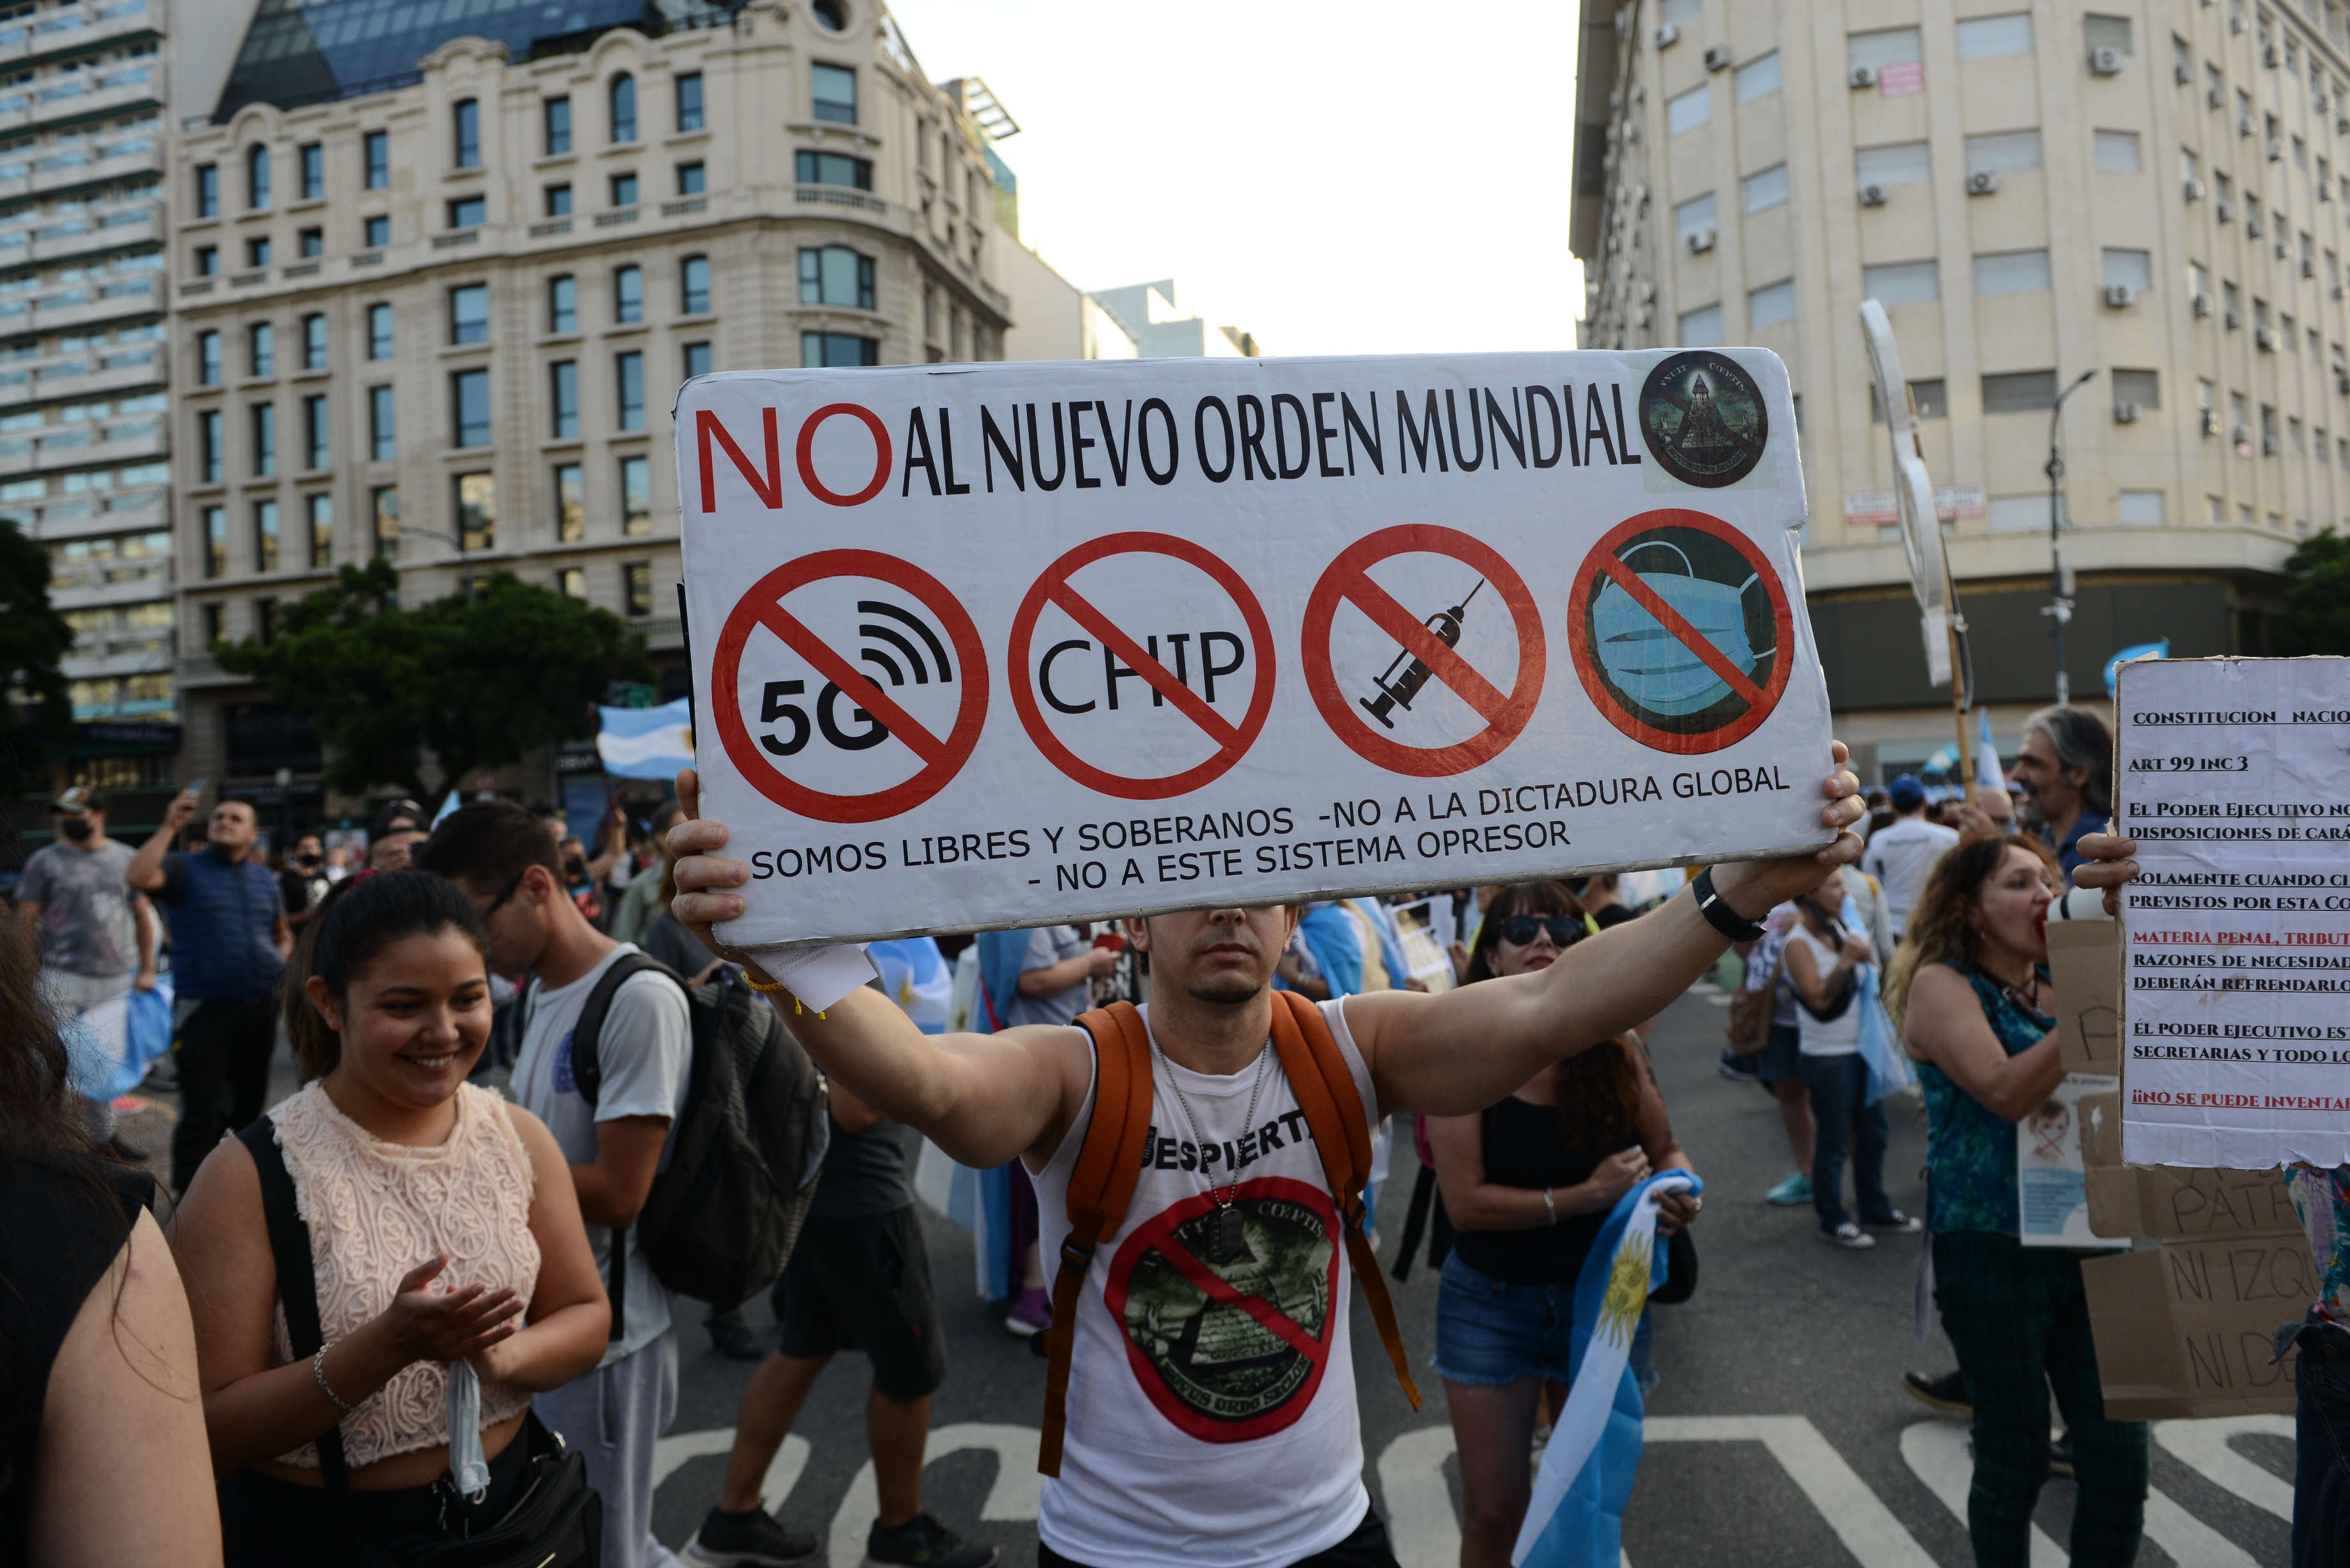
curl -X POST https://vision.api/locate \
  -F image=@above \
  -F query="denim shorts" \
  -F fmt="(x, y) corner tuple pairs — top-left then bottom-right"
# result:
(1434, 1253), (1655, 1389)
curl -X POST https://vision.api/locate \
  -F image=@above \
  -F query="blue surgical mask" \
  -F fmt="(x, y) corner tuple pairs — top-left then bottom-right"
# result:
(1591, 569), (1761, 716)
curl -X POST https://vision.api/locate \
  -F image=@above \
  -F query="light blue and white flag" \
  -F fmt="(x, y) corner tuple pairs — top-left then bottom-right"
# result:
(2103, 639), (2169, 698)
(1514, 1168), (1702, 1568)
(595, 697), (693, 781)
(1975, 709), (2005, 794)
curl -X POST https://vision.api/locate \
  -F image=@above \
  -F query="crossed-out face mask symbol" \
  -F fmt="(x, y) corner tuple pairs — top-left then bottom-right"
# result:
(1588, 540), (1765, 716)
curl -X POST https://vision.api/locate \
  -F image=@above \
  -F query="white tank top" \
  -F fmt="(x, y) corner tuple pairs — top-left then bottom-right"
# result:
(1031, 997), (1377, 1568)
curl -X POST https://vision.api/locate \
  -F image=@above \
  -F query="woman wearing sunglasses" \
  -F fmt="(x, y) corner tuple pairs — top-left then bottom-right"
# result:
(1426, 880), (1699, 1568)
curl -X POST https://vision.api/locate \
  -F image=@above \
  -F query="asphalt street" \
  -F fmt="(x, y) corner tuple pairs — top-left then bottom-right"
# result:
(646, 984), (2298, 1567)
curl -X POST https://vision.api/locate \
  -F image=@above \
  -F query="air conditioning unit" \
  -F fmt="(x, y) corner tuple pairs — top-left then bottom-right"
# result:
(1969, 169), (2001, 195)
(2104, 283), (2139, 307)
(1623, 121), (1641, 143)
(2091, 45), (2126, 75)
(2265, 42), (2284, 67)
(2339, 114), (2349, 134)
(1654, 22), (1679, 49)
(2258, 326), (2280, 349)
(1858, 183), (1888, 206)
(2217, 199), (2235, 221)
(2277, 236), (2290, 259)
(1849, 64), (1877, 89)
(2234, 425), (2254, 445)
(1704, 44), (1731, 72)
(2202, 408), (2224, 435)
(2114, 401), (2143, 424)
(1636, 307), (1653, 328)
(2184, 177), (2206, 201)
(2193, 290), (2213, 316)
(2176, 61), (2195, 85)
(2320, 93), (2333, 115)
(1639, 281), (1656, 303)
(1685, 226), (1716, 253)
(2269, 136), (2286, 161)
(2240, 113), (2258, 136)
(2225, 306), (2243, 327)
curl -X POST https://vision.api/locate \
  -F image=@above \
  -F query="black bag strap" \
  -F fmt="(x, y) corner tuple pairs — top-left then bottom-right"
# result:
(568, 949), (687, 1344)
(237, 1118), (353, 1496)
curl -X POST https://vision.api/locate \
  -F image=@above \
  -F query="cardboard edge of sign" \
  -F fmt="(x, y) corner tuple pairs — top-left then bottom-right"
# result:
(711, 831), (1837, 952)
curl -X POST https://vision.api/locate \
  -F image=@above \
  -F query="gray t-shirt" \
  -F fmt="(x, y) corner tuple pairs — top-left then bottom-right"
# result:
(1005, 924), (1091, 1029)
(512, 944), (691, 1367)
(17, 841), (138, 977)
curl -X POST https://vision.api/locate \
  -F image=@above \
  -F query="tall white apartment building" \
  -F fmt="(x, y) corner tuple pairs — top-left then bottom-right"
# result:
(1573, 0), (2326, 774)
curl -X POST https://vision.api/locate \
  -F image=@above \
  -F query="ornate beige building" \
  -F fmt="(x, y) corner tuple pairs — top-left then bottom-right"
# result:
(167, 0), (1020, 801)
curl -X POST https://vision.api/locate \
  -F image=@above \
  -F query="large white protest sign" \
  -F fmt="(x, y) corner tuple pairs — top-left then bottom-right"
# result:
(675, 352), (1837, 949)
(2117, 657), (2350, 1167)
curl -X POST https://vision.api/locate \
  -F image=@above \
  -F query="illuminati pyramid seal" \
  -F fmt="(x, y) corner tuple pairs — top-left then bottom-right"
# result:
(1638, 349), (1768, 489)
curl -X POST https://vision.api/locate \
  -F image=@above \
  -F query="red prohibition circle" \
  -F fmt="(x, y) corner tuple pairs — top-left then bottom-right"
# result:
(1007, 531), (1276, 800)
(794, 403), (893, 508)
(710, 549), (987, 824)
(1300, 524), (1546, 778)
(1566, 508), (1794, 756)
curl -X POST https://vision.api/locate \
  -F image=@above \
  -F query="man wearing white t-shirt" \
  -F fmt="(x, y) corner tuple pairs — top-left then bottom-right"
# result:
(421, 801), (692, 1568)
(1860, 774), (1959, 939)
(668, 751), (1868, 1568)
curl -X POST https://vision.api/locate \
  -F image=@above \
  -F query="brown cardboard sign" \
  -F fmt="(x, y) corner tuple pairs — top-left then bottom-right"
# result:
(2045, 917), (2121, 1074)
(2082, 1233), (2312, 1419)
(2086, 1164), (2300, 1241)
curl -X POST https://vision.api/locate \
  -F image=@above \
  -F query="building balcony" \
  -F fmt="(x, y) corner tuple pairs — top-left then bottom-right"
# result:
(22, 493), (166, 541)
(0, 3), (159, 70)
(61, 630), (172, 677)
(52, 565), (171, 607)
(0, 148), (164, 205)
(0, 280), (163, 333)
(0, 73), (162, 137)
(0, 420), (163, 478)
(1805, 522), (2298, 594)
(7, 349), (165, 408)
(7, 207), (162, 268)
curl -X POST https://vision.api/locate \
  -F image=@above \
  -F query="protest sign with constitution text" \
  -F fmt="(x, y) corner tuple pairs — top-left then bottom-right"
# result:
(676, 351), (1836, 949)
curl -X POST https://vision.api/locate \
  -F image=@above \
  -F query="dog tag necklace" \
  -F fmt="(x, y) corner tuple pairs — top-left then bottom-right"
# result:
(1162, 1039), (1272, 1265)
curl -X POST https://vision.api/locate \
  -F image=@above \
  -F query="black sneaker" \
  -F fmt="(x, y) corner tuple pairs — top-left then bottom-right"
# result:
(706, 1305), (768, 1363)
(686, 1506), (818, 1567)
(2049, 1430), (2075, 1479)
(1903, 1368), (1971, 1417)
(866, 1512), (998, 1568)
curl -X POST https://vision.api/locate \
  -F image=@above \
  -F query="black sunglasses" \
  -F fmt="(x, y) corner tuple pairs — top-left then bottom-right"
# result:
(480, 870), (528, 919)
(1498, 915), (1582, 947)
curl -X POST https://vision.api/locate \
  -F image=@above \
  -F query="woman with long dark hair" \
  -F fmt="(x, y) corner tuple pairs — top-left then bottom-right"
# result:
(1427, 880), (1698, 1568)
(1886, 834), (2146, 1566)
(0, 890), (217, 1564)
(171, 870), (610, 1562)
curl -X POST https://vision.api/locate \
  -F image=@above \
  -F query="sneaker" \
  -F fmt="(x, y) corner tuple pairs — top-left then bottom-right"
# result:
(706, 1306), (768, 1363)
(1003, 1286), (1051, 1338)
(1765, 1172), (1812, 1206)
(687, 1506), (818, 1567)
(1718, 1050), (1761, 1081)
(866, 1512), (998, 1568)
(1823, 1221), (1876, 1249)
(1903, 1368), (1971, 1417)
(2049, 1430), (2075, 1479)
(1865, 1209), (1925, 1235)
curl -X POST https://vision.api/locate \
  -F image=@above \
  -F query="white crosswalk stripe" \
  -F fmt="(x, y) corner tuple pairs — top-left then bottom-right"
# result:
(2156, 1415), (2295, 1522)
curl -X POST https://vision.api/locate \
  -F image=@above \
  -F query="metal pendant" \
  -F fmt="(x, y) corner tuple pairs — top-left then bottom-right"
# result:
(1207, 1204), (1245, 1265)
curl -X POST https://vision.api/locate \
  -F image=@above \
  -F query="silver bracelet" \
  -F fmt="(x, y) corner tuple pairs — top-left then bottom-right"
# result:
(313, 1343), (360, 1415)
(1542, 1187), (1558, 1227)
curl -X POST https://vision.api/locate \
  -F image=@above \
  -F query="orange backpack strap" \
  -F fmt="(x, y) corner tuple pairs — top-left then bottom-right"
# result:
(1266, 990), (1422, 1412)
(1038, 1000), (1154, 1477)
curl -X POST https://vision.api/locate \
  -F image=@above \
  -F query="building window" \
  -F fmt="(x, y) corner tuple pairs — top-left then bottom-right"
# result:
(254, 499), (279, 572)
(1871, 379), (1949, 421)
(200, 603), (223, 647)
(1849, 27), (1923, 71)
(614, 264), (643, 323)
(610, 73), (637, 143)
(195, 162), (217, 218)
(1735, 52), (1780, 101)
(202, 504), (225, 575)
(368, 385), (395, 461)
(451, 368), (490, 448)
(2093, 130), (2143, 173)
(681, 254), (710, 313)
(559, 566), (586, 599)
(549, 275), (577, 333)
(683, 340), (711, 380)
(298, 227), (323, 258)
(1749, 279), (1797, 329)
(1982, 370), (2059, 413)
(1678, 304), (1724, 347)
(1974, 248), (2052, 294)
(195, 244), (218, 276)
(1965, 130), (2042, 176)
(550, 359), (579, 438)
(363, 214), (390, 248)
(616, 351), (644, 429)
(554, 462), (584, 541)
(1673, 193), (1715, 242)
(450, 283), (490, 345)
(620, 453), (651, 534)
(609, 172), (638, 209)
(197, 329), (220, 385)
(301, 394), (328, 469)
(545, 183), (572, 217)
(624, 561), (652, 617)
(1863, 259), (1941, 304)
(247, 144), (271, 209)
(799, 245), (874, 308)
(455, 472), (495, 551)
(247, 236), (272, 269)
(545, 96), (571, 156)
(2102, 247), (2153, 292)
(301, 313), (327, 372)
(676, 71), (704, 132)
(1665, 84), (1709, 136)
(2084, 13), (2132, 54)
(371, 485), (398, 556)
(795, 149), (872, 188)
(1955, 13), (2033, 59)
(801, 331), (879, 367)
(307, 492), (331, 567)
(1856, 142), (1932, 188)
(453, 98), (480, 169)
(448, 195), (486, 229)
(2118, 490), (2165, 525)
(367, 303), (393, 359)
(298, 141), (324, 201)
(676, 161), (705, 197)
(1743, 163), (1788, 213)
(2111, 368), (2161, 409)
(812, 63), (858, 124)
(251, 402), (276, 476)
(363, 130), (389, 189)
(199, 410), (223, 483)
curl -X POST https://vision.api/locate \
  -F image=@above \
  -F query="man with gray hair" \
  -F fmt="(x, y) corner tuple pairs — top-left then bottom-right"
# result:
(2011, 705), (2114, 882)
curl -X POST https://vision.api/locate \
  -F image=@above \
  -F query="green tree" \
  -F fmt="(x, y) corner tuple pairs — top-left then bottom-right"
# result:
(2273, 528), (2350, 656)
(216, 558), (650, 806)
(0, 516), (73, 797)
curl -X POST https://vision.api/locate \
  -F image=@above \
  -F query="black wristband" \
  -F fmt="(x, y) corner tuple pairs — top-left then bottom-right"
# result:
(1692, 867), (1767, 942)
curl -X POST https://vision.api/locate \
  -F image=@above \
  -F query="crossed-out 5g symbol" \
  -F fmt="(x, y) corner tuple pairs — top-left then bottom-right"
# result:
(757, 601), (956, 757)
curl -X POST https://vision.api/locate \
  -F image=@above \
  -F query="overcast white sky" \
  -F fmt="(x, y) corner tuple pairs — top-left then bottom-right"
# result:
(884, 0), (1586, 358)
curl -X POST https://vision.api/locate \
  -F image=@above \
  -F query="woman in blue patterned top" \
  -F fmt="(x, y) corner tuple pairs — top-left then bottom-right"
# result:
(1883, 834), (2147, 1568)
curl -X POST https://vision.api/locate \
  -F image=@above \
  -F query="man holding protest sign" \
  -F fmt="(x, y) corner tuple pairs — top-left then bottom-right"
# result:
(667, 751), (1865, 1568)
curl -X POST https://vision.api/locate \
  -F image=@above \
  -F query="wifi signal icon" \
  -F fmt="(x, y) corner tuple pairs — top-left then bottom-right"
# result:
(855, 601), (955, 688)
(758, 600), (957, 758)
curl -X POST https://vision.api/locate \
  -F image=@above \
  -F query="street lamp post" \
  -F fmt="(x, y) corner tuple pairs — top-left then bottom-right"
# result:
(2043, 367), (2100, 706)
(398, 524), (474, 605)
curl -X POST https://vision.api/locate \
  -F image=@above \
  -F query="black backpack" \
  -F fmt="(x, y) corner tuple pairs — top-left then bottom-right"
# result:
(570, 954), (828, 1335)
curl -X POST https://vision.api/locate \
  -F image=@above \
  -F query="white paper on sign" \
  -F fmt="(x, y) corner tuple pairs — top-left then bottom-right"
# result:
(676, 352), (1837, 950)
(2116, 657), (2350, 1168)
(2017, 1071), (2127, 1248)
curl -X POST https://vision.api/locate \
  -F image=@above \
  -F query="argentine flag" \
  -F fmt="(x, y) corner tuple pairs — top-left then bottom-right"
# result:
(596, 697), (694, 781)
(1513, 1169), (1702, 1567)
